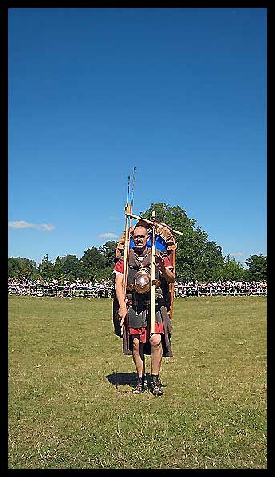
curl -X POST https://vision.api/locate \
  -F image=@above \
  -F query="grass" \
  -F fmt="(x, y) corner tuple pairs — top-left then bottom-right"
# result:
(8, 295), (267, 469)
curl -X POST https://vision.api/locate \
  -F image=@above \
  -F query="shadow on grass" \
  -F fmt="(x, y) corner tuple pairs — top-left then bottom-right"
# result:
(106, 372), (167, 393)
(106, 372), (167, 388)
(106, 371), (137, 390)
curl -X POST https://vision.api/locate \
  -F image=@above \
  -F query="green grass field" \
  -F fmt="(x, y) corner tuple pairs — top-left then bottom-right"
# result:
(8, 295), (267, 469)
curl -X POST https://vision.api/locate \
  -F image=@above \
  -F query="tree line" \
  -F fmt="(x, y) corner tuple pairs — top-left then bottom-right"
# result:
(8, 203), (267, 283)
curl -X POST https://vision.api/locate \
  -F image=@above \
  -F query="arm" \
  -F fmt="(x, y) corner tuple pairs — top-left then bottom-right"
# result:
(160, 266), (175, 283)
(115, 273), (128, 323)
(155, 255), (175, 283)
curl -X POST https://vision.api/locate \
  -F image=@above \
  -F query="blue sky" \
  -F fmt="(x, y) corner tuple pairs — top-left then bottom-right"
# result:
(8, 8), (267, 266)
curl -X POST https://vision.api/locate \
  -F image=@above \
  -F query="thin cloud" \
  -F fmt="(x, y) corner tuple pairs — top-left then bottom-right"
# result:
(98, 232), (118, 239)
(9, 220), (55, 231)
(39, 223), (55, 231)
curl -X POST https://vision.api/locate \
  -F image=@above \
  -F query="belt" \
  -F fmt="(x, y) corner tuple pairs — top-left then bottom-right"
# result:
(128, 298), (165, 310)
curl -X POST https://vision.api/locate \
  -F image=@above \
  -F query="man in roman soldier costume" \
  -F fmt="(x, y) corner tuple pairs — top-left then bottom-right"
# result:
(113, 221), (175, 396)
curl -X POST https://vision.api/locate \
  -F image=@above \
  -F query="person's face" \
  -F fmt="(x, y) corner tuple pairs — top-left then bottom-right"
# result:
(132, 226), (148, 251)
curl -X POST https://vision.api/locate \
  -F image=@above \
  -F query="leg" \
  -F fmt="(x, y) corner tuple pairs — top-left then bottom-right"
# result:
(149, 333), (163, 375)
(132, 336), (146, 393)
(149, 333), (164, 396)
(132, 336), (145, 377)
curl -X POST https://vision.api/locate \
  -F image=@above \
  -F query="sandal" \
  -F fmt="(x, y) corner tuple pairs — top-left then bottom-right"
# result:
(132, 376), (147, 394)
(151, 375), (163, 396)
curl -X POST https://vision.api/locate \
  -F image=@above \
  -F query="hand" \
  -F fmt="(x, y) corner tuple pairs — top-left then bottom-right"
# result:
(155, 255), (165, 271)
(118, 304), (128, 324)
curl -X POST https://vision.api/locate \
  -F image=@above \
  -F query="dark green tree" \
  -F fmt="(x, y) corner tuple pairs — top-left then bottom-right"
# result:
(143, 203), (224, 281)
(8, 257), (22, 278)
(38, 254), (54, 281)
(53, 256), (63, 281)
(8, 257), (38, 279)
(221, 255), (246, 281)
(58, 255), (84, 281)
(97, 240), (118, 281)
(196, 240), (225, 281)
(245, 254), (267, 281)
(98, 241), (117, 267)
(80, 247), (106, 281)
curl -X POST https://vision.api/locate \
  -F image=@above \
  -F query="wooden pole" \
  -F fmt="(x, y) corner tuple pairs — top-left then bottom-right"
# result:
(150, 211), (156, 335)
(123, 205), (131, 294)
(168, 248), (176, 318)
(124, 168), (136, 293)
(125, 212), (183, 236)
(121, 176), (131, 336)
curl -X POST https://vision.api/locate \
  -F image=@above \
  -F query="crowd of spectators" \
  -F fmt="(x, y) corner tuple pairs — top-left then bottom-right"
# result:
(8, 277), (114, 299)
(174, 280), (267, 297)
(8, 277), (267, 298)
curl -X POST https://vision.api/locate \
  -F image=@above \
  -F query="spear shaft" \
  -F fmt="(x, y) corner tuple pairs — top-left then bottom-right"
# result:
(121, 176), (131, 336)
(123, 176), (131, 295)
(150, 211), (156, 335)
(121, 170), (137, 336)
